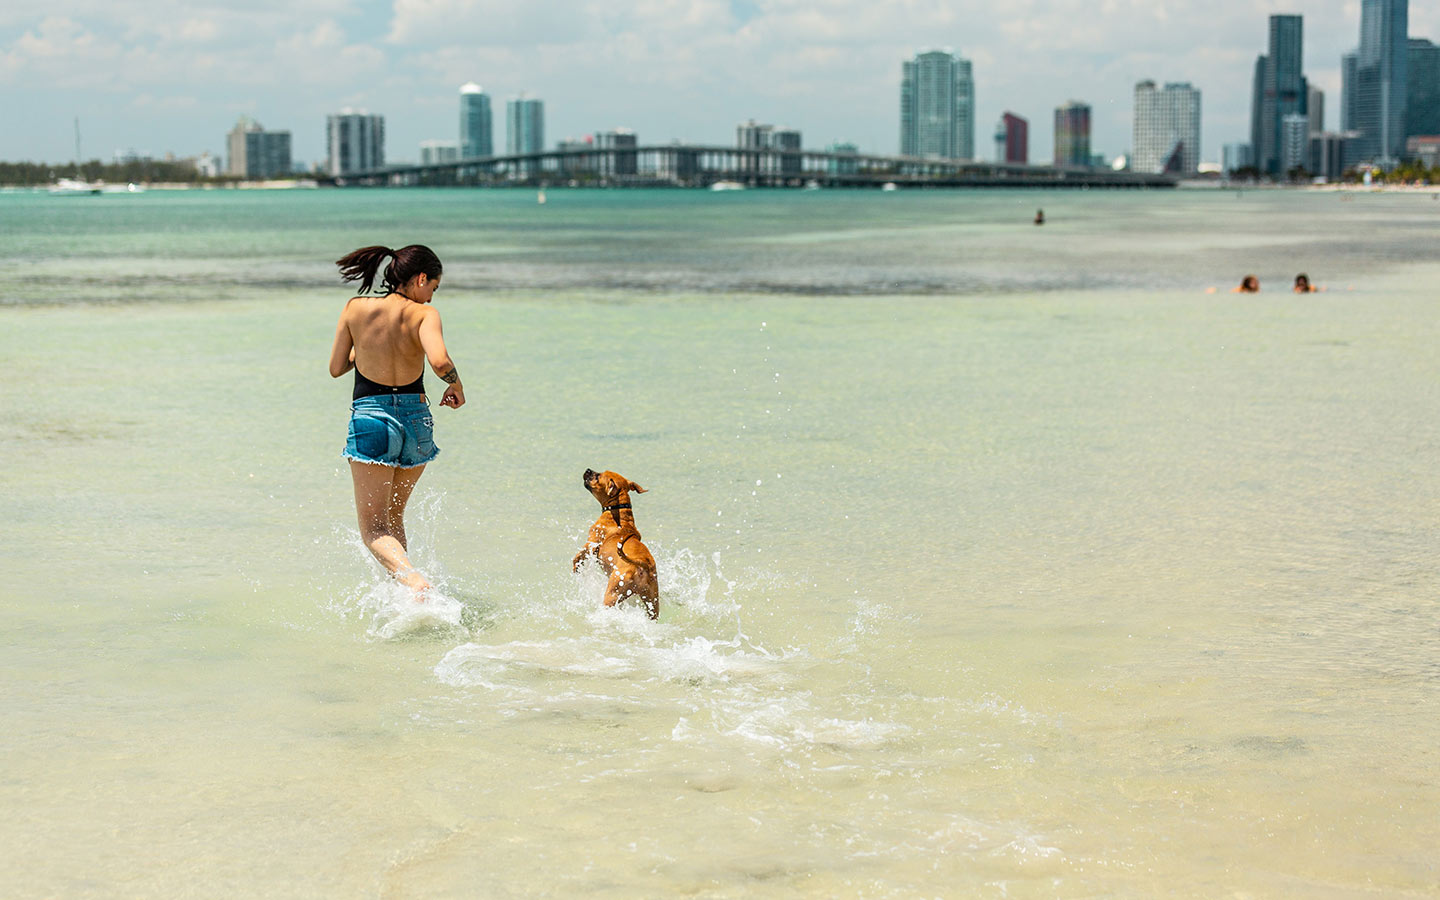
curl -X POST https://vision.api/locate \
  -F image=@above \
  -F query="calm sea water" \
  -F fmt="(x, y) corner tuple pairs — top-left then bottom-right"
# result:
(2, 187), (1437, 897)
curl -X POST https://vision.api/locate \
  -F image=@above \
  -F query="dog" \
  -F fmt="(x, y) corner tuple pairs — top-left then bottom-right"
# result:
(573, 469), (659, 619)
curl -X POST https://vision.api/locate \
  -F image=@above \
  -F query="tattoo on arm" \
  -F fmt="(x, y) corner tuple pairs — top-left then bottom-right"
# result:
(437, 364), (460, 385)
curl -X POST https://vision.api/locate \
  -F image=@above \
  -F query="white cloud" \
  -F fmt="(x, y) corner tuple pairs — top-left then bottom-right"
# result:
(387, 0), (605, 45)
(4, 17), (123, 87)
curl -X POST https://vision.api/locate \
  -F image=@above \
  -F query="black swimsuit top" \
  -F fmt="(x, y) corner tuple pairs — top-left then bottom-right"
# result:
(353, 366), (425, 400)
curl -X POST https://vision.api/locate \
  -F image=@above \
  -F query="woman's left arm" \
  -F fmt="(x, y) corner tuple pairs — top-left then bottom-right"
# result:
(328, 302), (355, 378)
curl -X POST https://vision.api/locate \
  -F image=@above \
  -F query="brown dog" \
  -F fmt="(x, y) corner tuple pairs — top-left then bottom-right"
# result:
(573, 469), (659, 619)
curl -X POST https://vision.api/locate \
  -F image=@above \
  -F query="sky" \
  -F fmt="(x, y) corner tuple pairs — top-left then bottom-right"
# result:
(3, 0), (1436, 167)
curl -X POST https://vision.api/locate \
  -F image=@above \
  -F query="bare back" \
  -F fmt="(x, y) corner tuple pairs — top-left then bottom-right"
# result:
(343, 295), (430, 385)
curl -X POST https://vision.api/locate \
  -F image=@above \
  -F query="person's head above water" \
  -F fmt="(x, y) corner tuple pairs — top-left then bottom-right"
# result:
(1293, 273), (1312, 293)
(1238, 274), (1259, 293)
(335, 245), (443, 300)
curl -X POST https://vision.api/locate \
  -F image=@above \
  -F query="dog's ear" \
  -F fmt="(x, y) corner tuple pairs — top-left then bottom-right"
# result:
(628, 481), (647, 494)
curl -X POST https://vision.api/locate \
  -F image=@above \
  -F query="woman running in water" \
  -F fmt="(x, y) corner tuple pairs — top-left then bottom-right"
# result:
(329, 245), (465, 595)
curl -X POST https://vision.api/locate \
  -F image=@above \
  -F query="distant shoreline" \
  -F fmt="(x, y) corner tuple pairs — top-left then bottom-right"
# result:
(5, 179), (1436, 194)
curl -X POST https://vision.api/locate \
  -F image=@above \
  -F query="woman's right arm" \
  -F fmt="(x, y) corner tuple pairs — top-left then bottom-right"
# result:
(328, 301), (355, 378)
(418, 308), (465, 409)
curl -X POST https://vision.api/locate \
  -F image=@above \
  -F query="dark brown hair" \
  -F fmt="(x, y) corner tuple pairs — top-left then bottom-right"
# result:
(335, 244), (443, 295)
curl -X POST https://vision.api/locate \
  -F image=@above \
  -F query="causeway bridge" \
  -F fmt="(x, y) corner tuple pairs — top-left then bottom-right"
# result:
(322, 144), (1175, 189)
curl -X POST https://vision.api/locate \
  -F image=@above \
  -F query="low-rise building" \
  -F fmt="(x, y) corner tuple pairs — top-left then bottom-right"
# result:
(1309, 131), (1361, 180)
(1406, 135), (1440, 168)
(596, 129), (638, 176)
(419, 140), (459, 165)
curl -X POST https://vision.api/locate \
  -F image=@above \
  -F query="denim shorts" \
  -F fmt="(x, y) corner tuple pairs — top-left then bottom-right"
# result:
(342, 394), (439, 469)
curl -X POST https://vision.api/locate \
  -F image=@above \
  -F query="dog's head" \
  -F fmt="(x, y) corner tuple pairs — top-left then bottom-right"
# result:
(583, 469), (647, 506)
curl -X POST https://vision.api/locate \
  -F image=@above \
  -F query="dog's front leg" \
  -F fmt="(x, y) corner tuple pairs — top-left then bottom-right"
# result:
(572, 543), (597, 572)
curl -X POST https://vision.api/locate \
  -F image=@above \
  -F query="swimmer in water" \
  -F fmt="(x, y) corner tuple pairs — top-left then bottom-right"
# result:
(1034, 209), (1045, 225)
(1293, 273), (1318, 293)
(1234, 275), (1260, 293)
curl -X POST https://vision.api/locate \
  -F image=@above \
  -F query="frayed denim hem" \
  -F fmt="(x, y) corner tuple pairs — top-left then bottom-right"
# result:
(341, 449), (439, 470)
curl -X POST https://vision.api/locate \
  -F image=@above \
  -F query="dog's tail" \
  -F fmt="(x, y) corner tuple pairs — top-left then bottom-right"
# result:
(616, 535), (642, 566)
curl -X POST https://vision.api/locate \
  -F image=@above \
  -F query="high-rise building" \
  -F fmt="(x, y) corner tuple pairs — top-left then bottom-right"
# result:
(506, 96), (544, 155)
(1133, 81), (1201, 175)
(1341, 51), (1359, 131)
(1352, 0), (1409, 164)
(1054, 101), (1091, 166)
(1223, 143), (1254, 174)
(326, 111), (383, 176)
(1308, 86), (1325, 134)
(1281, 113), (1310, 175)
(995, 112), (1027, 164)
(459, 83), (493, 159)
(899, 50), (975, 160)
(1250, 55), (1268, 168)
(419, 140), (459, 165)
(226, 117), (291, 179)
(1251, 15), (1304, 175)
(1407, 38), (1440, 139)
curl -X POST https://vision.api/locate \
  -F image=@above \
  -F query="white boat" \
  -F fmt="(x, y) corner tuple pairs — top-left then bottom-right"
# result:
(49, 177), (101, 195)
(710, 180), (745, 191)
(881, 182), (898, 192)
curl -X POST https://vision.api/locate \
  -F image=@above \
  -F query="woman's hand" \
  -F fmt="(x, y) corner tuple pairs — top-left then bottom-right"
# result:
(441, 384), (465, 408)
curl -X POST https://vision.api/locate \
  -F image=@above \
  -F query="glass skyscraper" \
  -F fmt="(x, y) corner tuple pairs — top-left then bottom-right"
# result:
(1260, 15), (1304, 176)
(1407, 39), (1440, 139)
(459, 83), (493, 159)
(899, 50), (974, 160)
(1341, 51), (1359, 131)
(506, 96), (545, 156)
(1250, 54), (1268, 165)
(1352, 0), (1409, 164)
(326, 111), (384, 176)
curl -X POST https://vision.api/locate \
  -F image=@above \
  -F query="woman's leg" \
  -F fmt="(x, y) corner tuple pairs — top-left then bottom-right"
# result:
(349, 460), (431, 593)
(387, 464), (426, 552)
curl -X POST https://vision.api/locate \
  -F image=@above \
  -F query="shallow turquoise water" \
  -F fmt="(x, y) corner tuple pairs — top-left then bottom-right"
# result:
(1, 187), (1437, 897)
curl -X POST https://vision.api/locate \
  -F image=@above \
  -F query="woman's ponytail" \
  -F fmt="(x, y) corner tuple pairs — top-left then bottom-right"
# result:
(335, 246), (394, 294)
(336, 244), (442, 295)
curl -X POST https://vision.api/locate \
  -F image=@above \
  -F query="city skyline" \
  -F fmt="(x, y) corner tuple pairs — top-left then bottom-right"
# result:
(4, 1), (1438, 167)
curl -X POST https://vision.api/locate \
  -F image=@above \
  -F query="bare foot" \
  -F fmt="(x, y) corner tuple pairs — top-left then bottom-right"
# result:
(393, 567), (433, 600)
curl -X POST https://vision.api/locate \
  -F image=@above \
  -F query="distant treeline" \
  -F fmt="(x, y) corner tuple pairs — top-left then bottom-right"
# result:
(1, 160), (265, 186)
(1373, 160), (1440, 184)
(1228, 160), (1439, 185)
